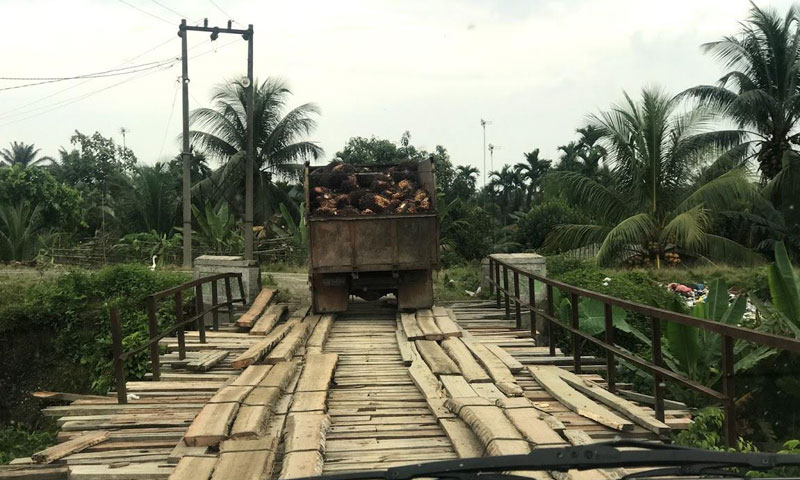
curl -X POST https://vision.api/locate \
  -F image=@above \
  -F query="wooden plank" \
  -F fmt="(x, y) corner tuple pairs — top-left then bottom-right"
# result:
(495, 399), (567, 446)
(485, 344), (523, 373)
(249, 304), (288, 336)
(280, 451), (324, 479)
(417, 315), (444, 340)
(259, 360), (299, 392)
(462, 339), (522, 396)
(395, 328), (414, 366)
(527, 366), (634, 432)
(169, 456), (216, 480)
(231, 322), (294, 369)
(68, 462), (174, 479)
(471, 383), (507, 400)
(296, 353), (338, 392)
(434, 315), (463, 338)
(230, 405), (271, 439)
(290, 392), (327, 413)
(440, 338), (491, 383)
(439, 418), (483, 458)
(186, 351), (228, 372)
(236, 288), (276, 328)
(32, 431), (109, 464)
(407, 360), (443, 399)
(184, 402), (239, 446)
(242, 387), (281, 407)
(211, 450), (275, 480)
(414, 340), (459, 375)
(265, 323), (308, 364)
(231, 365), (273, 387)
(220, 436), (278, 453)
(208, 386), (253, 404)
(551, 369), (670, 434)
(451, 401), (526, 450)
(283, 413), (330, 453)
(306, 314), (335, 349)
(33, 392), (110, 402)
(167, 438), (208, 464)
(0, 465), (69, 480)
(439, 375), (478, 398)
(399, 312), (424, 340)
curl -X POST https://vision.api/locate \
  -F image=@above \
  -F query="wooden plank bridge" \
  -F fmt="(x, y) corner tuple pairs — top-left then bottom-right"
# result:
(5, 293), (692, 480)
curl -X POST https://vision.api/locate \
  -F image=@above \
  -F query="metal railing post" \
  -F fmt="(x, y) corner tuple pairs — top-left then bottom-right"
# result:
(211, 279), (220, 331)
(546, 285), (555, 356)
(513, 270), (521, 329)
(237, 274), (247, 305)
(195, 284), (206, 344)
(570, 292), (581, 374)
(175, 291), (186, 360)
(145, 296), (160, 381)
(604, 302), (616, 393)
(722, 335), (737, 446)
(109, 307), (127, 404)
(488, 258), (495, 297)
(225, 276), (235, 324)
(494, 260), (501, 309)
(502, 265), (510, 320)
(528, 276), (536, 339)
(652, 317), (665, 421)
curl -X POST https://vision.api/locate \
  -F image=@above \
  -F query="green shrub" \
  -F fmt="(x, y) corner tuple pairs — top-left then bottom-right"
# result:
(0, 425), (57, 464)
(515, 200), (588, 251)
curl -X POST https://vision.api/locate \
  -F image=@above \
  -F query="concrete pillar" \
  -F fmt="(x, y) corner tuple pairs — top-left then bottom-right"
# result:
(193, 255), (261, 305)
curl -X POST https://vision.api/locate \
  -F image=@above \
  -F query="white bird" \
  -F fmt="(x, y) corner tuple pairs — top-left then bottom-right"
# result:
(150, 255), (158, 271)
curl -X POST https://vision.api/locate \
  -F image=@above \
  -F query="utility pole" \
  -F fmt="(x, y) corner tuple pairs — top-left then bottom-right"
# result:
(488, 143), (500, 175)
(178, 19), (255, 268)
(480, 118), (491, 188)
(120, 127), (128, 149)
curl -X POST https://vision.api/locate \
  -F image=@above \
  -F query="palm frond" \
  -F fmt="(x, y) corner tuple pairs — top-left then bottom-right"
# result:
(596, 213), (656, 266)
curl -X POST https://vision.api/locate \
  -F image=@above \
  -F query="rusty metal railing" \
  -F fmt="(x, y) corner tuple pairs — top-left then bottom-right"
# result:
(109, 272), (246, 404)
(486, 255), (800, 446)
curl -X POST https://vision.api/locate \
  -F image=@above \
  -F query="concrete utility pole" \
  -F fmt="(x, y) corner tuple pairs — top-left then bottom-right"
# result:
(178, 19), (255, 268)
(488, 143), (500, 175)
(480, 118), (491, 188)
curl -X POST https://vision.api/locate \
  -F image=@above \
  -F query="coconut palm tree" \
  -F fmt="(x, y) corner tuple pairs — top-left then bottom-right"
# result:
(681, 3), (800, 180)
(488, 165), (525, 224)
(450, 165), (479, 200)
(545, 86), (759, 267)
(128, 162), (179, 235)
(189, 78), (323, 224)
(515, 149), (551, 208)
(0, 142), (54, 168)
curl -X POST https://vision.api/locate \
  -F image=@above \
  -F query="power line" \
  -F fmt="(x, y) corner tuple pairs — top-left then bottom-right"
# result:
(116, 0), (174, 25)
(0, 62), (177, 127)
(149, 0), (188, 19)
(0, 59), (176, 82)
(0, 60), (176, 92)
(158, 78), (181, 159)
(207, 0), (238, 23)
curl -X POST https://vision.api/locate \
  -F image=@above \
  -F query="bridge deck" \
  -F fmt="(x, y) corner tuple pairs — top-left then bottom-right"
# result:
(6, 299), (690, 480)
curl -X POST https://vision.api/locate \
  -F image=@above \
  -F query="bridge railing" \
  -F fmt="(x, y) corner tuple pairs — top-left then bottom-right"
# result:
(109, 272), (246, 404)
(486, 256), (800, 446)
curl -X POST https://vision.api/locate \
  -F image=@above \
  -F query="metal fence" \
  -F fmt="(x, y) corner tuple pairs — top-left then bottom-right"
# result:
(109, 272), (246, 404)
(486, 255), (800, 446)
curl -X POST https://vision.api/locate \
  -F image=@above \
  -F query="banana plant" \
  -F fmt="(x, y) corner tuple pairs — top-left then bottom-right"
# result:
(750, 241), (800, 338)
(270, 202), (307, 251)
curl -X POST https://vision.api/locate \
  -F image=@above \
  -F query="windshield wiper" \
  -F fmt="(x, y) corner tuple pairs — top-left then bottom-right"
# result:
(296, 440), (800, 480)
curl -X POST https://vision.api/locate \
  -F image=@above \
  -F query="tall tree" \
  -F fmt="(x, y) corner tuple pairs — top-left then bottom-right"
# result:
(450, 165), (479, 200)
(189, 78), (323, 224)
(488, 165), (525, 224)
(515, 149), (551, 208)
(0, 142), (53, 168)
(682, 3), (800, 180)
(546, 86), (757, 267)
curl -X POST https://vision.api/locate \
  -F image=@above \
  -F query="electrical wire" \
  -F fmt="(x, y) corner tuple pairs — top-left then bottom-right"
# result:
(116, 0), (174, 25)
(158, 78), (181, 159)
(149, 0), (188, 19)
(0, 59), (176, 82)
(207, 0), (238, 24)
(0, 60), (177, 92)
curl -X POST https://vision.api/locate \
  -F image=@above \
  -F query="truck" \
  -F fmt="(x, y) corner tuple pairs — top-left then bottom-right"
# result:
(304, 159), (440, 313)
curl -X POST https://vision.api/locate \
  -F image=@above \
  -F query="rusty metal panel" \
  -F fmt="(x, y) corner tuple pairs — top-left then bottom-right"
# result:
(354, 218), (395, 266)
(396, 216), (435, 265)
(309, 221), (353, 269)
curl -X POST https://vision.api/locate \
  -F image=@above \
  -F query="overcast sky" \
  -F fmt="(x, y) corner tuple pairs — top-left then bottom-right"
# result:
(1, 0), (795, 185)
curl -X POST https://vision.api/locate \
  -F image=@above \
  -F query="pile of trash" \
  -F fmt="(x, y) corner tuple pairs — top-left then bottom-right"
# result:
(666, 282), (757, 321)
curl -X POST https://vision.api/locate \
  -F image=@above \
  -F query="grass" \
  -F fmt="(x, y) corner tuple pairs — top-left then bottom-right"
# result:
(434, 264), (484, 302)
(0, 425), (57, 465)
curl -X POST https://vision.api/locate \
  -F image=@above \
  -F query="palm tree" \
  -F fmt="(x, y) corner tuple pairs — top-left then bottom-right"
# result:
(189, 78), (323, 224)
(488, 165), (525, 224)
(545, 86), (758, 267)
(0, 142), (54, 168)
(0, 202), (45, 261)
(449, 165), (479, 200)
(515, 149), (551, 208)
(681, 4), (800, 180)
(129, 162), (179, 235)
(555, 141), (582, 171)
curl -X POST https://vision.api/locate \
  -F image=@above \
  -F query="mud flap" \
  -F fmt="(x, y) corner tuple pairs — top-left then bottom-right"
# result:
(397, 269), (433, 310)
(312, 273), (349, 313)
